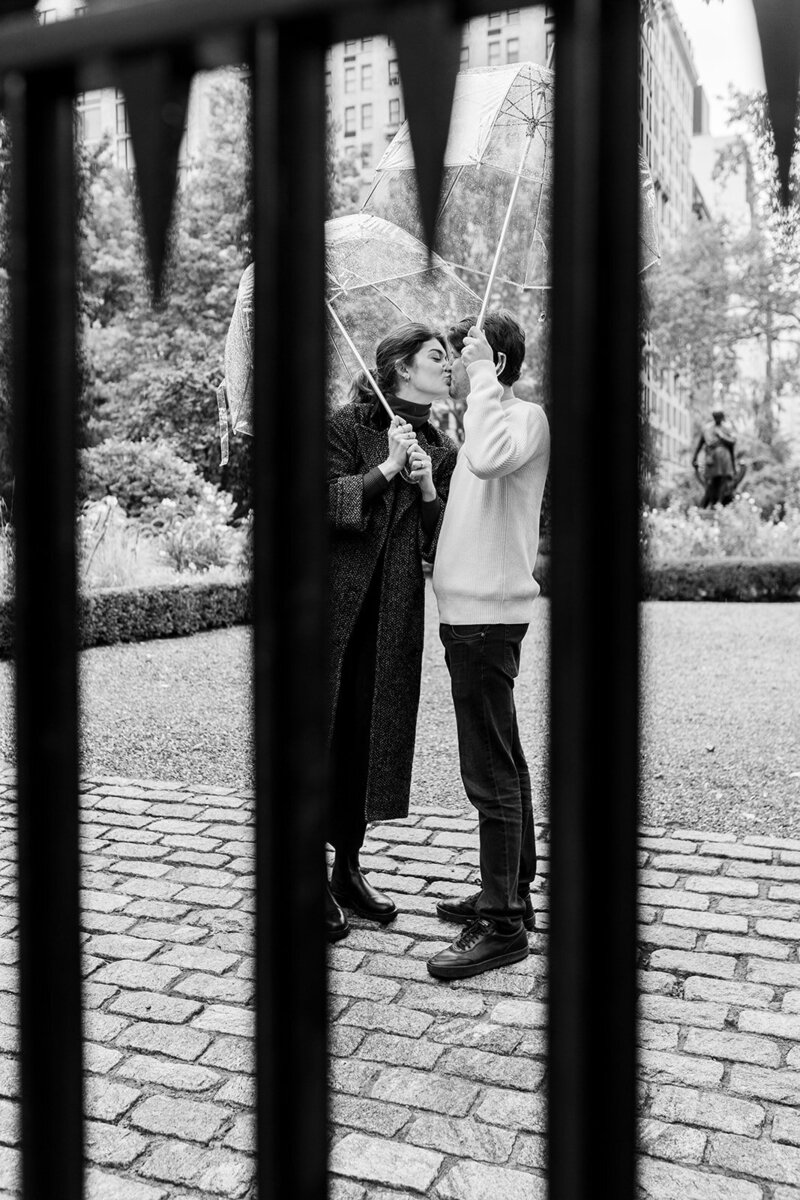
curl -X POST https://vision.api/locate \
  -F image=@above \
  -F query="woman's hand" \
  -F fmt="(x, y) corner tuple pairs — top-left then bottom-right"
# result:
(382, 416), (417, 478)
(407, 445), (436, 501)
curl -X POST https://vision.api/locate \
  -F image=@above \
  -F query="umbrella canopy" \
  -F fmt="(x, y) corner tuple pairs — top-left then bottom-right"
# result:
(325, 211), (482, 407)
(363, 62), (660, 292)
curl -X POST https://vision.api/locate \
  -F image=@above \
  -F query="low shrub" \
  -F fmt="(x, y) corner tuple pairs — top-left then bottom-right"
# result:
(80, 438), (207, 519)
(0, 578), (251, 658)
(535, 555), (800, 601)
(643, 559), (800, 602)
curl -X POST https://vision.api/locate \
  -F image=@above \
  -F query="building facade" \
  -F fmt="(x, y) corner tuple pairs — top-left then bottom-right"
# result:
(638, 0), (701, 483)
(324, 8), (552, 174)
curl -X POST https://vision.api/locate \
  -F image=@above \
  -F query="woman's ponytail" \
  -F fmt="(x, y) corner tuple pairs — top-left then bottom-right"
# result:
(349, 368), (380, 405)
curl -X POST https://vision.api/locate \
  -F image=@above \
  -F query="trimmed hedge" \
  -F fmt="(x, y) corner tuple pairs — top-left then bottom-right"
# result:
(642, 558), (800, 602)
(1, 558), (798, 659)
(535, 556), (800, 602)
(0, 580), (251, 660)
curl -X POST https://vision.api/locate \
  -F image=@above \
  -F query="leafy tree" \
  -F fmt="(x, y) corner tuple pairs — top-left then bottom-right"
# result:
(713, 90), (800, 446)
(82, 70), (253, 513)
(327, 106), (362, 218)
(646, 220), (738, 414)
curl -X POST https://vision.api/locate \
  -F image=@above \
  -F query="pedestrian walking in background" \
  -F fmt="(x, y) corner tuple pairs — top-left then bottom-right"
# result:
(326, 323), (459, 941)
(427, 312), (550, 980)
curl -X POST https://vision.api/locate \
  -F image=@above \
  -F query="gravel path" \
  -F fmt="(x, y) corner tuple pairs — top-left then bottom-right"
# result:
(0, 584), (797, 838)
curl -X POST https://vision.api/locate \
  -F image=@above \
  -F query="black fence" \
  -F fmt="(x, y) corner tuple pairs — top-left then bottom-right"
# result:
(1, 1), (642, 1197)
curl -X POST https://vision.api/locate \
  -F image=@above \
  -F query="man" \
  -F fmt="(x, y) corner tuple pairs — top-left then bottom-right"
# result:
(427, 311), (550, 980)
(692, 409), (737, 508)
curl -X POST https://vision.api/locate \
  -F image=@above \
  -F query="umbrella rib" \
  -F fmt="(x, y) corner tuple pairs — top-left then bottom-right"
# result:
(328, 263), (438, 293)
(437, 164), (466, 223)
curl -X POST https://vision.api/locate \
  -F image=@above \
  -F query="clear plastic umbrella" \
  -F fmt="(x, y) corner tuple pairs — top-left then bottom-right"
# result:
(325, 211), (482, 409)
(363, 62), (660, 313)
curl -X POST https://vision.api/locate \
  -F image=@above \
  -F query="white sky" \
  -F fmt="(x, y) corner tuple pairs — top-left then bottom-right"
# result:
(671, 0), (766, 134)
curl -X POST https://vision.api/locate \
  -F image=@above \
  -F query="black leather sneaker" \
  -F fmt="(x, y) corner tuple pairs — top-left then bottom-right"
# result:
(436, 890), (536, 932)
(427, 918), (529, 980)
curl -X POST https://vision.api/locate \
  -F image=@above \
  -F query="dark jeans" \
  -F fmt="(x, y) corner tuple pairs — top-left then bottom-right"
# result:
(440, 622), (537, 930)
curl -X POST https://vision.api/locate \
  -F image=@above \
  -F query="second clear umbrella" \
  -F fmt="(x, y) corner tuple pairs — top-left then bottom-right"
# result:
(364, 61), (660, 307)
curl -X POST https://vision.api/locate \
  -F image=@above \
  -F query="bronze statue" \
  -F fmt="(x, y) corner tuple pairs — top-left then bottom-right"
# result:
(691, 409), (743, 508)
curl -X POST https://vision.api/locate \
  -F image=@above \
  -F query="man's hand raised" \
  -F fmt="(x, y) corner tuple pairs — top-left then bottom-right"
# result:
(461, 325), (494, 368)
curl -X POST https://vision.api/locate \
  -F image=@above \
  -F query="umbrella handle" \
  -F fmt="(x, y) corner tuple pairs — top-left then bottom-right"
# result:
(326, 301), (395, 420)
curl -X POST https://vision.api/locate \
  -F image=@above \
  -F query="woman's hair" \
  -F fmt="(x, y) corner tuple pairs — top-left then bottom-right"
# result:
(349, 322), (446, 407)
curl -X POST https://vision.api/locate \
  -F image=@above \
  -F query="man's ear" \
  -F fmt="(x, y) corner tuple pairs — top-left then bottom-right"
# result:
(495, 351), (506, 379)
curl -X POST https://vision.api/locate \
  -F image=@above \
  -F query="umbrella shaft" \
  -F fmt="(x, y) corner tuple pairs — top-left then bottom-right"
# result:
(326, 300), (395, 419)
(476, 137), (529, 329)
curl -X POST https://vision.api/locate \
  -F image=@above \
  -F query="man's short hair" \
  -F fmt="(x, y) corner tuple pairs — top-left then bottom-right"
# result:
(447, 309), (526, 386)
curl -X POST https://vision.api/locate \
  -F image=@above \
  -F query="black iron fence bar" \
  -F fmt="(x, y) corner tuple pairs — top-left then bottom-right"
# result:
(0, 0), (503, 74)
(547, 0), (641, 1197)
(7, 66), (85, 1200)
(252, 19), (330, 1200)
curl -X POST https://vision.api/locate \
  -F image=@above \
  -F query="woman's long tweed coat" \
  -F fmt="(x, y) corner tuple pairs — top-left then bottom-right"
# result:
(328, 402), (458, 823)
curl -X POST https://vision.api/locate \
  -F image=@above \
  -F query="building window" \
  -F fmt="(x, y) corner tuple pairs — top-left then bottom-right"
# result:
(507, 8), (520, 22)
(76, 91), (103, 143)
(344, 39), (357, 52)
(361, 103), (373, 131)
(545, 5), (555, 22)
(460, 46), (469, 70)
(545, 29), (556, 62)
(388, 98), (401, 127)
(388, 58), (399, 85)
(361, 143), (372, 167)
(361, 63), (372, 90)
(74, 4), (87, 14)
(488, 11), (503, 25)
(325, 69), (332, 91)
(116, 135), (134, 170)
(344, 65), (356, 93)
(361, 36), (372, 49)
(507, 37), (520, 63)
(38, 8), (57, 23)
(488, 40), (501, 66)
(344, 106), (356, 136)
(115, 90), (129, 137)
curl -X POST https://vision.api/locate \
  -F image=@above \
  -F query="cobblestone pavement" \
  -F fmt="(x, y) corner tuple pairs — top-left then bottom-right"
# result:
(0, 766), (799, 1197)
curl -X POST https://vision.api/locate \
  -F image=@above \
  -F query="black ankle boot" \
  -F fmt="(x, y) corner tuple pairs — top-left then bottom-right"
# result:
(326, 881), (350, 942)
(330, 852), (398, 924)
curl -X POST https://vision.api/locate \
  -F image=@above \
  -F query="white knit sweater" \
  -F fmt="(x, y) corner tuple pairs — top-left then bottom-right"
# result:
(432, 359), (551, 624)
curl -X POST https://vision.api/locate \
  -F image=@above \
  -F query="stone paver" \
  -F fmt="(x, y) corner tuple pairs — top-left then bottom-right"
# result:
(0, 765), (799, 1196)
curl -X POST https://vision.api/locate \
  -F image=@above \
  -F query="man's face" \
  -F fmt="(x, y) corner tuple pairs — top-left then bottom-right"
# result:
(448, 345), (470, 401)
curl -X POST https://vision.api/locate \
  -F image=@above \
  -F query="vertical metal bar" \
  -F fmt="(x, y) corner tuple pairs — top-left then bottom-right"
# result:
(251, 20), (329, 1200)
(6, 68), (84, 1200)
(547, 0), (641, 1197)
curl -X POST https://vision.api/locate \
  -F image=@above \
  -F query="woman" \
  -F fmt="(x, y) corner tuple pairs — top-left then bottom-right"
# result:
(326, 323), (458, 940)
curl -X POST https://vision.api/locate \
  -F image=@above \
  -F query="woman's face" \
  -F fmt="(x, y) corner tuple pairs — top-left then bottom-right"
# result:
(401, 339), (451, 402)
